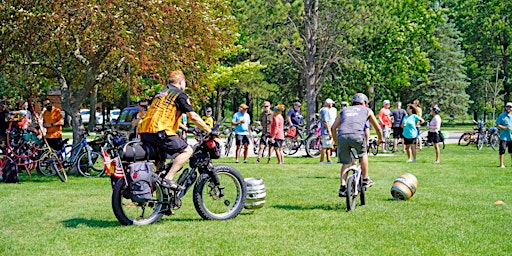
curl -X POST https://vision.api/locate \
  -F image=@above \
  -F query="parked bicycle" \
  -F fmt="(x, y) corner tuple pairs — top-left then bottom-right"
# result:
(367, 137), (379, 156)
(37, 130), (105, 177)
(223, 126), (234, 157)
(111, 119), (247, 225)
(251, 122), (269, 158)
(282, 119), (320, 157)
(473, 120), (499, 150)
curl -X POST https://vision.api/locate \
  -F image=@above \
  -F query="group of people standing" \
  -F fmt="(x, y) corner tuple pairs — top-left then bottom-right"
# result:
(378, 99), (443, 163)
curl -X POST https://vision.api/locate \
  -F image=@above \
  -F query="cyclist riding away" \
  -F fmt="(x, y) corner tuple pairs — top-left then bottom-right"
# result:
(331, 93), (383, 197)
(139, 70), (212, 189)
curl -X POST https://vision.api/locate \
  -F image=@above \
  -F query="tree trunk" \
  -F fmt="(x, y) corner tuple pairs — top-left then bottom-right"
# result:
(88, 84), (98, 131)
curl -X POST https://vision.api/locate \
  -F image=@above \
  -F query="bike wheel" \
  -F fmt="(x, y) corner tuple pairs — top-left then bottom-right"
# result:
(305, 135), (321, 157)
(458, 133), (471, 146)
(77, 151), (105, 177)
(490, 134), (499, 151)
(36, 150), (56, 176)
(46, 149), (68, 182)
(370, 142), (378, 156)
(282, 136), (298, 155)
(112, 178), (164, 226)
(192, 164), (246, 220)
(476, 134), (484, 150)
(224, 134), (233, 157)
(346, 174), (357, 211)
(386, 139), (394, 152)
(359, 174), (366, 206)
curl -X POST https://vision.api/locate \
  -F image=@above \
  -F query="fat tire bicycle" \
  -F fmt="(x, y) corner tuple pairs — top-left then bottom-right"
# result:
(111, 119), (247, 225)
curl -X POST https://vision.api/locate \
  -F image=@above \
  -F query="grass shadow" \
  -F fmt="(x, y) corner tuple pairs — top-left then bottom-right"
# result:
(62, 218), (120, 228)
(272, 204), (345, 211)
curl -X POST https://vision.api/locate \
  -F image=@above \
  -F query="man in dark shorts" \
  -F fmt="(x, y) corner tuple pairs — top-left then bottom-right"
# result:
(390, 101), (407, 153)
(139, 70), (212, 189)
(331, 93), (383, 197)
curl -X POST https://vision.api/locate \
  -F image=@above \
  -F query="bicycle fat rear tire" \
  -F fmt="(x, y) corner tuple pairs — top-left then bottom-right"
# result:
(111, 178), (164, 226)
(192, 165), (246, 220)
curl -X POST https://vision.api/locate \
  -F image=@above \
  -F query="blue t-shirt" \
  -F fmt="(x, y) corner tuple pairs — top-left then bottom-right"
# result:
(232, 112), (251, 135)
(402, 114), (422, 139)
(496, 111), (512, 141)
(287, 108), (302, 125)
(319, 107), (334, 135)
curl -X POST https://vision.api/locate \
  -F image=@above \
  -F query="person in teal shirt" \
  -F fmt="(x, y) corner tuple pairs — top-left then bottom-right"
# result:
(401, 104), (424, 162)
(495, 102), (512, 168)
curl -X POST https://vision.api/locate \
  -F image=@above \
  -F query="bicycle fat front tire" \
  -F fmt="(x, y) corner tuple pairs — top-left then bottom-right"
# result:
(192, 164), (246, 220)
(305, 135), (321, 157)
(346, 175), (357, 211)
(111, 178), (164, 226)
(77, 151), (105, 177)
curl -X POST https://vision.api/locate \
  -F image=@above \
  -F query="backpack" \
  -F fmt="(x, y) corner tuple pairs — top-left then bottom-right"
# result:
(2, 159), (19, 183)
(127, 162), (156, 203)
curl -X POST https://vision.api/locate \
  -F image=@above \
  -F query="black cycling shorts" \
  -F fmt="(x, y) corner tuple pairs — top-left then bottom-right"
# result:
(140, 132), (188, 156)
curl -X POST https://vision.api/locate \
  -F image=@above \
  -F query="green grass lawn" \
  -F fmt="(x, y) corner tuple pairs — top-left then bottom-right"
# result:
(1, 144), (511, 255)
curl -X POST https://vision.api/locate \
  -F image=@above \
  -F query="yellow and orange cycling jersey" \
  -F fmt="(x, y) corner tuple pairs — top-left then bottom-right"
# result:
(139, 85), (193, 136)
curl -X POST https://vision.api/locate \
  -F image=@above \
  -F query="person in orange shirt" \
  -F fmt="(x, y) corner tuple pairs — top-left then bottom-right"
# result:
(378, 100), (392, 152)
(42, 99), (64, 150)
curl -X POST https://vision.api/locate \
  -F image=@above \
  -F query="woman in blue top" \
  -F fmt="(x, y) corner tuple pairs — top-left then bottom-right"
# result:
(402, 104), (424, 162)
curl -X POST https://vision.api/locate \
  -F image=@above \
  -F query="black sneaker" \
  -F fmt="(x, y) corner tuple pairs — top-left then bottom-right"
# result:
(338, 185), (347, 197)
(160, 179), (184, 190)
(363, 178), (374, 188)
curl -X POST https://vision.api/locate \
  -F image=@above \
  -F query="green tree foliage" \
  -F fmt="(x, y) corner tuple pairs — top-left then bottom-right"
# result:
(414, 15), (471, 117)
(447, 0), (512, 116)
(0, 0), (236, 139)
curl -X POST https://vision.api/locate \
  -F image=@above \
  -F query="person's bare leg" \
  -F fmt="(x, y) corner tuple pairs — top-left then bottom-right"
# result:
(243, 144), (249, 162)
(165, 146), (193, 181)
(235, 145), (241, 162)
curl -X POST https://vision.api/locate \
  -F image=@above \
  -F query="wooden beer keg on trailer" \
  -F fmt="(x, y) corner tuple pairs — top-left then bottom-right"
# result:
(244, 178), (266, 210)
(390, 173), (418, 200)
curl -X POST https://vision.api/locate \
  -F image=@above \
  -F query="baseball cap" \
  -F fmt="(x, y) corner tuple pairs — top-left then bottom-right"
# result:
(294, 102), (301, 107)
(325, 98), (335, 104)
(263, 101), (271, 107)
(240, 104), (249, 109)
(506, 102), (512, 107)
(206, 107), (212, 112)
(383, 100), (390, 105)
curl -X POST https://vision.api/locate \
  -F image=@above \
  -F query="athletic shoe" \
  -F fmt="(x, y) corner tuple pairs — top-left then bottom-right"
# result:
(363, 178), (374, 188)
(338, 185), (347, 197)
(160, 179), (184, 190)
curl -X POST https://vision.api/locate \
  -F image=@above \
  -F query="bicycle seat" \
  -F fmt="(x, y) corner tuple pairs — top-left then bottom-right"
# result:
(120, 141), (161, 162)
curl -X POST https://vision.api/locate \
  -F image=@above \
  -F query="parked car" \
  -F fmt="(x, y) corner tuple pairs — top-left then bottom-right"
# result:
(115, 105), (139, 140)
(80, 109), (103, 125)
(109, 109), (121, 124)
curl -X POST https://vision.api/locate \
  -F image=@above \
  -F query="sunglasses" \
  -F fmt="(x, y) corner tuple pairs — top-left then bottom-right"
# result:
(506, 106), (512, 109)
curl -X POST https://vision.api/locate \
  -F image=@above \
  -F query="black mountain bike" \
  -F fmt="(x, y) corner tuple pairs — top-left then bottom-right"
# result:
(111, 119), (247, 225)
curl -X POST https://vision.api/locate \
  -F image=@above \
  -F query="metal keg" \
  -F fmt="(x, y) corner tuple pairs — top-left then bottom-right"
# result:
(390, 173), (418, 200)
(244, 178), (266, 210)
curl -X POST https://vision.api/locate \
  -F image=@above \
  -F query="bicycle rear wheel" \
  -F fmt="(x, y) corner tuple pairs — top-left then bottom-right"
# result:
(369, 142), (378, 156)
(77, 151), (105, 177)
(112, 178), (164, 226)
(458, 133), (471, 146)
(490, 134), (499, 151)
(305, 135), (321, 157)
(36, 150), (56, 176)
